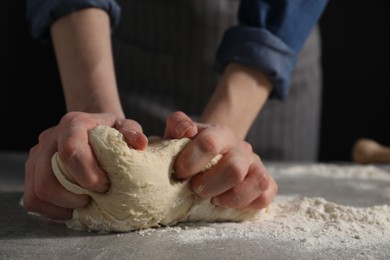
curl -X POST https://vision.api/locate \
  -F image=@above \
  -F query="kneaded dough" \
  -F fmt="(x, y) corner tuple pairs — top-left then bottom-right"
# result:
(52, 125), (259, 232)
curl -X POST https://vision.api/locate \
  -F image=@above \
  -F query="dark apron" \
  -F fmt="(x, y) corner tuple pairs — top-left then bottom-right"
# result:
(112, 0), (322, 161)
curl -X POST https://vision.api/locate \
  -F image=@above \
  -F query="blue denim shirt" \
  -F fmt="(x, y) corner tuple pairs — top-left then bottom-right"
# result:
(26, 0), (328, 99)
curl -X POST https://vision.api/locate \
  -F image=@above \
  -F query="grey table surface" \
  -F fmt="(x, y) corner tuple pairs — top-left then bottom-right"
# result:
(1, 151), (389, 260)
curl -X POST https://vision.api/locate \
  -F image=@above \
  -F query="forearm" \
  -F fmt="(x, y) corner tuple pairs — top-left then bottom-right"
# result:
(201, 62), (272, 139)
(50, 8), (124, 118)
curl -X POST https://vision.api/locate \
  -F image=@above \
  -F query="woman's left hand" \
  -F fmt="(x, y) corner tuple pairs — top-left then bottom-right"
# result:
(164, 111), (278, 210)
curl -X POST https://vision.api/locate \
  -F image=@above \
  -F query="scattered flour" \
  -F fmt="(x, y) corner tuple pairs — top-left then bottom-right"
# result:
(136, 195), (390, 250)
(270, 163), (390, 181)
(135, 164), (390, 252)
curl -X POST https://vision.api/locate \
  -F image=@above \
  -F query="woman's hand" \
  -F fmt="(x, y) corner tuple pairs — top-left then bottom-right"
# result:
(22, 112), (147, 220)
(164, 111), (278, 210)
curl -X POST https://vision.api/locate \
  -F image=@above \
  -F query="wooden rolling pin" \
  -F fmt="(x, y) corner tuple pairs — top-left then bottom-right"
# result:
(352, 138), (390, 164)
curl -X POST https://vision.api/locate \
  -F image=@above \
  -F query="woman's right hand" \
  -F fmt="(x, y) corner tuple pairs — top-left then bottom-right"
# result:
(22, 111), (148, 220)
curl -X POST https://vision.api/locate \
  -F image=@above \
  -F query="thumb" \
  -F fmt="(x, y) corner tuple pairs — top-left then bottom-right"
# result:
(164, 111), (198, 139)
(115, 119), (148, 150)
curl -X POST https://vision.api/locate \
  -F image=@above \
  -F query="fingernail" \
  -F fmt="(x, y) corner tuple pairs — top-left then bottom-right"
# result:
(125, 130), (145, 149)
(128, 130), (138, 144)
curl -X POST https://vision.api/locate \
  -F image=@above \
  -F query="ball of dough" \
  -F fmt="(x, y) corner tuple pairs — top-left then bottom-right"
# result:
(52, 125), (259, 232)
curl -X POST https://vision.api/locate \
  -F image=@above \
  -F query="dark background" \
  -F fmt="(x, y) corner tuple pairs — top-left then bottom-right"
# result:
(1, 1), (389, 162)
(319, 1), (390, 161)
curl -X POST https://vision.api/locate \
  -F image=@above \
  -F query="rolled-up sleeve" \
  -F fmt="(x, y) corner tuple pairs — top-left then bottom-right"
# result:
(26, 0), (121, 42)
(217, 0), (328, 99)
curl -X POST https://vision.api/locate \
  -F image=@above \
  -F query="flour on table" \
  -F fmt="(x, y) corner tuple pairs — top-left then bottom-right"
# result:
(137, 195), (390, 250)
(270, 163), (390, 181)
(136, 164), (390, 251)
(51, 125), (258, 232)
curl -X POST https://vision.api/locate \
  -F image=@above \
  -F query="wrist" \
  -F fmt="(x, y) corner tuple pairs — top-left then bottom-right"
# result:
(201, 62), (272, 138)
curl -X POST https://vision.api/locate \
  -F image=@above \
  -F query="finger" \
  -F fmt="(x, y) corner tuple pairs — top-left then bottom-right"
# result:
(210, 155), (272, 209)
(239, 140), (253, 154)
(23, 182), (74, 220)
(58, 126), (109, 193)
(59, 111), (118, 129)
(115, 119), (148, 150)
(57, 113), (117, 193)
(33, 151), (91, 209)
(174, 124), (234, 180)
(190, 147), (251, 198)
(175, 124), (234, 180)
(22, 193), (73, 220)
(164, 111), (198, 139)
(34, 128), (91, 208)
(247, 174), (278, 210)
(23, 146), (73, 220)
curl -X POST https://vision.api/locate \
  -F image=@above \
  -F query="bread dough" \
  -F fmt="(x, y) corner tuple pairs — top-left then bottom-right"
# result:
(52, 125), (259, 232)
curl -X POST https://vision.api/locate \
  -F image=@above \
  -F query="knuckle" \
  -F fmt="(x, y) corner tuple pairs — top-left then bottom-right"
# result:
(257, 170), (271, 191)
(59, 111), (87, 125)
(83, 175), (107, 191)
(58, 143), (80, 164)
(244, 142), (253, 153)
(223, 151), (247, 183)
(34, 178), (52, 201)
(28, 144), (39, 155)
(252, 153), (261, 163)
(37, 128), (53, 143)
(238, 140), (253, 154)
(250, 180), (278, 210)
(197, 133), (220, 155)
(227, 163), (246, 183)
(58, 151), (108, 192)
